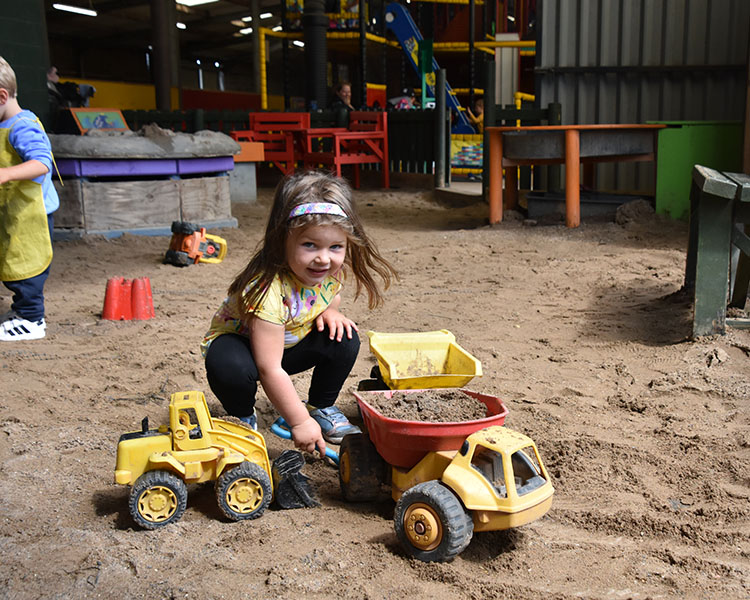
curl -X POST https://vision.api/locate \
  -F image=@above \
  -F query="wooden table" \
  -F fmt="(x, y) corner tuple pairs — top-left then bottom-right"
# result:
(486, 124), (666, 227)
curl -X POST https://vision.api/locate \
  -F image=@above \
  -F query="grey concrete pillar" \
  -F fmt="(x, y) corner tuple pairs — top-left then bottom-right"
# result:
(303, 0), (328, 109)
(151, 0), (178, 110)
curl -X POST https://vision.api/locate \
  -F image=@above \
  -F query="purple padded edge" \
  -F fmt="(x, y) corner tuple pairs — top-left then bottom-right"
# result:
(56, 159), (178, 177)
(177, 156), (234, 174)
(55, 159), (82, 177)
(55, 156), (234, 178)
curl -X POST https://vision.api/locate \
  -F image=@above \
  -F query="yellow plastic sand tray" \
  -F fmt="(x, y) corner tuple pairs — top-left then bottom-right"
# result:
(366, 329), (482, 390)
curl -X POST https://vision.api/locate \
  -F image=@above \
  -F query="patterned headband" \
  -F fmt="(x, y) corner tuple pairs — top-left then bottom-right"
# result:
(289, 202), (348, 220)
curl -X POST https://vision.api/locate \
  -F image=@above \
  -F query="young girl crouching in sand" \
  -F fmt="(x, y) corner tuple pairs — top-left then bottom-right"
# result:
(201, 171), (397, 457)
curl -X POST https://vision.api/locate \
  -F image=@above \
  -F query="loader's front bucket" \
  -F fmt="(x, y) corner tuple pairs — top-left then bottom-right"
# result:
(272, 450), (320, 509)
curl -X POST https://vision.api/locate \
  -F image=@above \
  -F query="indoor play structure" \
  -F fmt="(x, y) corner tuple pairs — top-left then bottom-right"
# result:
(383, 2), (474, 134)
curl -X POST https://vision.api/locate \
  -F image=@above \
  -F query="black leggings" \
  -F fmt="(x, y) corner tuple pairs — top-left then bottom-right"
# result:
(204, 327), (360, 419)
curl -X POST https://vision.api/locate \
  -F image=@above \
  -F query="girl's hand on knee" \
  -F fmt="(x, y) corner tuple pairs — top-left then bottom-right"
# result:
(316, 309), (358, 342)
(291, 416), (327, 455)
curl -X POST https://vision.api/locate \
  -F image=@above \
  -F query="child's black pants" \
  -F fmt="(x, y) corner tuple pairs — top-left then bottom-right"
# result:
(204, 326), (360, 420)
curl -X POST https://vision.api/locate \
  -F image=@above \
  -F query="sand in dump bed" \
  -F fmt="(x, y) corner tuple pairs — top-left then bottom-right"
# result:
(362, 389), (488, 422)
(1, 180), (749, 599)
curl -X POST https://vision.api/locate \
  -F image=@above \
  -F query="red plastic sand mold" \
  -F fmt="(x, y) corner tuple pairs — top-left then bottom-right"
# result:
(102, 277), (155, 321)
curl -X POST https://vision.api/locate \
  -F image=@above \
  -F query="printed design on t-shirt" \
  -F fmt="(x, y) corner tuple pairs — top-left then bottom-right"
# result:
(282, 283), (329, 322)
(281, 286), (301, 321)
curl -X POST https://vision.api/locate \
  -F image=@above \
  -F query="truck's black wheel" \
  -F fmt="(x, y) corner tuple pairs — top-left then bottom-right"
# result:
(338, 432), (386, 502)
(164, 249), (191, 267)
(394, 480), (474, 562)
(216, 461), (272, 521)
(171, 220), (198, 235)
(129, 470), (188, 529)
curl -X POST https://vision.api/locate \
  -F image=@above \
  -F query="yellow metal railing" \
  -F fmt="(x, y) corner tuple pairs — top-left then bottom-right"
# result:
(257, 28), (536, 109)
(514, 91), (535, 126)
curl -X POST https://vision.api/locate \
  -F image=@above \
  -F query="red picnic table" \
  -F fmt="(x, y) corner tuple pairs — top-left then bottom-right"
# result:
(297, 112), (390, 189)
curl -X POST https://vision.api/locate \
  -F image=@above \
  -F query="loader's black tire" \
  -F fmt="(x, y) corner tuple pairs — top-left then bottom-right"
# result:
(171, 220), (198, 235)
(338, 432), (386, 502)
(129, 470), (188, 530)
(164, 249), (191, 267)
(216, 461), (272, 521)
(394, 480), (474, 562)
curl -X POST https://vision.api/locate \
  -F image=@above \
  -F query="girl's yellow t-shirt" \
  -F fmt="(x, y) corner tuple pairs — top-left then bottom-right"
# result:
(201, 270), (343, 356)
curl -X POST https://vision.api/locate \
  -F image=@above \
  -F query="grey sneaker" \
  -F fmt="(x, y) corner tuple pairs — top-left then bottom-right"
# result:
(308, 406), (361, 444)
(239, 412), (257, 431)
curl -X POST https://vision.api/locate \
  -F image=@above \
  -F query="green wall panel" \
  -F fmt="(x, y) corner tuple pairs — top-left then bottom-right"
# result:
(654, 121), (743, 220)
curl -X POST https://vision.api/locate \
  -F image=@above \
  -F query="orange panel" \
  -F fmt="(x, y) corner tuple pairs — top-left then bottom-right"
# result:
(234, 141), (265, 162)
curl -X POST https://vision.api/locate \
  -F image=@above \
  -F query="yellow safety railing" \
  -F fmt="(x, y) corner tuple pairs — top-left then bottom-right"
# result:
(257, 28), (536, 109)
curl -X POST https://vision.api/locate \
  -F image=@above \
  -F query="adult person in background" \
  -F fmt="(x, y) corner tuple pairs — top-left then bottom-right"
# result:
(329, 82), (354, 112)
(46, 67), (62, 99)
(46, 66), (65, 131)
(49, 67), (91, 109)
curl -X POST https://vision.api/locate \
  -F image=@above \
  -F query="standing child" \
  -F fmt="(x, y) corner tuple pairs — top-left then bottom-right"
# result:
(467, 97), (484, 134)
(0, 56), (59, 341)
(202, 171), (397, 456)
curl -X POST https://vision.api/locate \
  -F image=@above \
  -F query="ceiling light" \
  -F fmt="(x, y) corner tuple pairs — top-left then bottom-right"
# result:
(293, 40), (304, 48)
(53, 3), (97, 17)
(242, 13), (272, 22)
(176, 0), (219, 7)
(176, 22), (187, 29)
(230, 19), (245, 27)
(239, 27), (253, 35)
(272, 25), (282, 31)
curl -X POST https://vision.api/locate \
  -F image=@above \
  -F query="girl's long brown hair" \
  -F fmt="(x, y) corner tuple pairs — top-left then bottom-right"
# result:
(228, 171), (398, 318)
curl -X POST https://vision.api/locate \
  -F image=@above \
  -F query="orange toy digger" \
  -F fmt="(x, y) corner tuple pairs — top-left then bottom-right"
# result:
(164, 221), (227, 267)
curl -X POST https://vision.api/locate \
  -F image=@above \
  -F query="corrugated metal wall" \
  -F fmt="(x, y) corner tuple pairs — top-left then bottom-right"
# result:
(536, 0), (749, 193)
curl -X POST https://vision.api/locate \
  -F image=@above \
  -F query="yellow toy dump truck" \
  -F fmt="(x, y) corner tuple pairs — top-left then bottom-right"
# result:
(115, 390), (275, 529)
(339, 389), (554, 562)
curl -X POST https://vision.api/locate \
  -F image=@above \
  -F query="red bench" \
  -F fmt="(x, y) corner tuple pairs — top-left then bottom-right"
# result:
(230, 112), (310, 175)
(300, 111), (389, 189)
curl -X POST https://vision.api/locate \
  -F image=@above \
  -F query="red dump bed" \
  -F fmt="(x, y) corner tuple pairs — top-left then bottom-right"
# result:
(353, 389), (509, 468)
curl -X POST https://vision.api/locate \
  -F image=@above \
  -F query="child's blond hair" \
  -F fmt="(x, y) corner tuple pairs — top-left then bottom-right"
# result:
(0, 57), (18, 98)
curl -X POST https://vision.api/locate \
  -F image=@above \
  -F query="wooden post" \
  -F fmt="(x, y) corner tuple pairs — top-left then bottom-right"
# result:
(565, 128), (581, 228)
(482, 61), (495, 199)
(488, 129), (503, 224)
(434, 69), (447, 188)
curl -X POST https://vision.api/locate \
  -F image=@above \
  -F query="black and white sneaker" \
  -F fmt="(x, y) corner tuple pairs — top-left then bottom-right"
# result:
(0, 309), (17, 322)
(0, 316), (46, 341)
